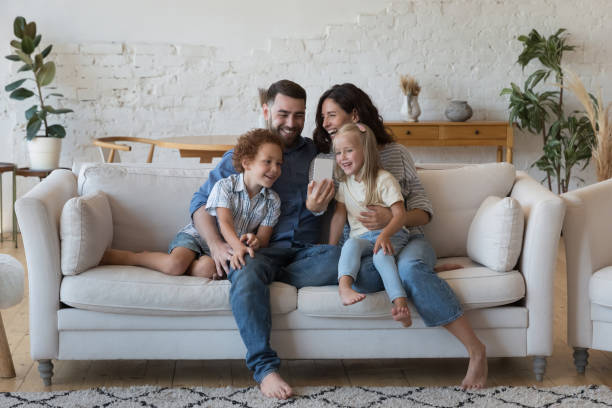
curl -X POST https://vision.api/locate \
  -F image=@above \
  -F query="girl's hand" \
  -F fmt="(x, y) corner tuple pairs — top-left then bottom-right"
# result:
(240, 233), (260, 250)
(373, 234), (394, 255)
(230, 244), (255, 270)
(358, 205), (393, 230)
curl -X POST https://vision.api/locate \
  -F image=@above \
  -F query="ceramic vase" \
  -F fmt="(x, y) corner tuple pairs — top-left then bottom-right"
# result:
(27, 136), (62, 170)
(445, 100), (473, 122)
(401, 94), (421, 122)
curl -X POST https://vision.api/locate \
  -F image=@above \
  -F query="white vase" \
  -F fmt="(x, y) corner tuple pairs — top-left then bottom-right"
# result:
(27, 137), (62, 170)
(401, 94), (421, 122)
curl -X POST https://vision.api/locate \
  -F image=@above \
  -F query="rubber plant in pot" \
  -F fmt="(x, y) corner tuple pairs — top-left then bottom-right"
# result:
(4, 16), (73, 170)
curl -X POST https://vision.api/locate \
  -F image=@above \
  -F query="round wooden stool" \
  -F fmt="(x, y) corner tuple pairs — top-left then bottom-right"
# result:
(0, 163), (16, 245)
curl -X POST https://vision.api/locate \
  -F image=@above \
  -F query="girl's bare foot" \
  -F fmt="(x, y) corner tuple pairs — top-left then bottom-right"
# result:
(461, 343), (488, 389)
(339, 286), (366, 305)
(434, 263), (463, 273)
(391, 298), (412, 327)
(260, 372), (293, 400)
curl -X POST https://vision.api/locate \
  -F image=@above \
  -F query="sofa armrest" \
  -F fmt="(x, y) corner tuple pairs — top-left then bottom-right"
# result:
(561, 178), (612, 348)
(510, 171), (565, 356)
(15, 169), (77, 360)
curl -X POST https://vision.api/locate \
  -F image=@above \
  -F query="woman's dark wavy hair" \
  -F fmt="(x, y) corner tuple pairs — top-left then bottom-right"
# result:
(313, 83), (394, 153)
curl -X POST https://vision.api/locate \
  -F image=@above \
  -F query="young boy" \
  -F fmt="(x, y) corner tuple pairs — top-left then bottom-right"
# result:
(100, 129), (283, 277)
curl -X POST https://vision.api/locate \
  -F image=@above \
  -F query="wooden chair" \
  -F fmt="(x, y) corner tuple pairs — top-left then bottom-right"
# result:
(93, 137), (159, 163)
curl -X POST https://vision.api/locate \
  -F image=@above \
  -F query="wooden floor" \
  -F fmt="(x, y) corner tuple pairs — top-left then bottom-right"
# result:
(0, 235), (610, 392)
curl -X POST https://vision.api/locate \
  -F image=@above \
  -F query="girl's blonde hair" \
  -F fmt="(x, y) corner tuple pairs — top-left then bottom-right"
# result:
(333, 123), (381, 206)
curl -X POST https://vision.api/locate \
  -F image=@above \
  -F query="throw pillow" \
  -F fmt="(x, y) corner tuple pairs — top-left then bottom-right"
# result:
(60, 191), (113, 275)
(467, 196), (524, 272)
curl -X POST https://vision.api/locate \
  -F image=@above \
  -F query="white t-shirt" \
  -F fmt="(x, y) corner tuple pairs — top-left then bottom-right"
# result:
(336, 169), (404, 238)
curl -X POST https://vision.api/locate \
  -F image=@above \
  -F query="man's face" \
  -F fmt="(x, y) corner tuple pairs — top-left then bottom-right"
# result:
(263, 93), (306, 148)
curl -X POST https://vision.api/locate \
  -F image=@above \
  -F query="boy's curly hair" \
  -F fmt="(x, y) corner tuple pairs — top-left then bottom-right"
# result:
(232, 129), (283, 172)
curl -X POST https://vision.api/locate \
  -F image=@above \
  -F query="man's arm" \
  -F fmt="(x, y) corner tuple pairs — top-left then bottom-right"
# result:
(193, 206), (232, 277)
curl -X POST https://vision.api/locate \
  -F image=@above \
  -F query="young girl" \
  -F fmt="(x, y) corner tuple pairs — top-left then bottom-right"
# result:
(329, 123), (412, 327)
(101, 129), (283, 276)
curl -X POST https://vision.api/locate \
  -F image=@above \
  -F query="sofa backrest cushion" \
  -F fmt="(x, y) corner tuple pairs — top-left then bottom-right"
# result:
(418, 162), (516, 257)
(78, 163), (216, 252)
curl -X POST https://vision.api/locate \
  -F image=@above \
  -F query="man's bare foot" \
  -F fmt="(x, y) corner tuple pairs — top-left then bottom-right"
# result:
(260, 372), (293, 400)
(339, 286), (366, 305)
(434, 263), (463, 273)
(461, 343), (487, 390)
(100, 248), (131, 265)
(391, 298), (412, 327)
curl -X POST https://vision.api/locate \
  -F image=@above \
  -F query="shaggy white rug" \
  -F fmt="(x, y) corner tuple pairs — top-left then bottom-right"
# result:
(1, 385), (611, 407)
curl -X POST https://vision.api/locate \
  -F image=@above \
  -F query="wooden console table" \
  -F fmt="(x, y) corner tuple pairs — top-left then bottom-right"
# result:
(384, 121), (513, 163)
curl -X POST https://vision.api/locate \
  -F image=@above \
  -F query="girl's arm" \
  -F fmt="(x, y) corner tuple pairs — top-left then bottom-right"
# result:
(328, 202), (347, 245)
(373, 201), (406, 255)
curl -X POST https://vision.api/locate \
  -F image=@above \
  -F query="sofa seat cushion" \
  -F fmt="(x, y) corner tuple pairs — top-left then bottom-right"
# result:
(590, 266), (612, 308)
(60, 265), (297, 315)
(297, 257), (525, 317)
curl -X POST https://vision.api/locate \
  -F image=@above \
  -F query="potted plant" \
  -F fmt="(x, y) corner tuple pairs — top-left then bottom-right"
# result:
(501, 28), (594, 194)
(4, 16), (73, 170)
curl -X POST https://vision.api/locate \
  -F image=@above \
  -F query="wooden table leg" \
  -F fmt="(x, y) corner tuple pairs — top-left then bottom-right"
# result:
(497, 146), (503, 162)
(506, 147), (513, 163)
(0, 313), (16, 378)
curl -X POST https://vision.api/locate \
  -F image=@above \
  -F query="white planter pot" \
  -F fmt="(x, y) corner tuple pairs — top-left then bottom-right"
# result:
(27, 137), (62, 170)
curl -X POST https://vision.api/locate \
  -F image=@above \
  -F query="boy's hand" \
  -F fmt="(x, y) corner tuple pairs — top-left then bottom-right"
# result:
(240, 233), (260, 250)
(373, 234), (394, 256)
(230, 244), (255, 270)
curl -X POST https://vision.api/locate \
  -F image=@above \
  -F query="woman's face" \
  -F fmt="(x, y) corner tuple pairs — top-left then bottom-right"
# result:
(321, 98), (358, 140)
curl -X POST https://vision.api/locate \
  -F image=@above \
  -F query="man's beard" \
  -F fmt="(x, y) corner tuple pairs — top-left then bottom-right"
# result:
(267, 117), (300, 148)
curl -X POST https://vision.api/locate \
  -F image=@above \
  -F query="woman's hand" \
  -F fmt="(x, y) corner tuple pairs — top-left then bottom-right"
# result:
(373, 233), (394, 255)
(240, 233), (260, 250)
(230, 244), (255, 270)
(358, 205), (393, 230)
(306, 179), (335, 213)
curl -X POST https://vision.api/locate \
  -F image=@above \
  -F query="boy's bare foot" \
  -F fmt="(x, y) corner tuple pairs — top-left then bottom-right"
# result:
(260, 372), (293, 400)
(339, 286), (366, 305)
(434, 263), (463, 273)
(391, 298), (412, 327)
(461, 343), (487, 389)
(100, 248), (131, 265)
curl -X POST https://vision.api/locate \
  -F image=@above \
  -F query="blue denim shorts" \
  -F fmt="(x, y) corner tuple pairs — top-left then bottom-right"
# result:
(168, 231), (211, 258)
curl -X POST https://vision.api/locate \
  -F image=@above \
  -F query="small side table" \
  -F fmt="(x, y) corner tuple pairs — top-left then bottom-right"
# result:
(13, 167), (71, 248)
(0, 163), (17, 246)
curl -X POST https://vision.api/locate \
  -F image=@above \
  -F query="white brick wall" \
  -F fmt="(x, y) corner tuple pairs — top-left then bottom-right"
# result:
(1, 1), (611, 232)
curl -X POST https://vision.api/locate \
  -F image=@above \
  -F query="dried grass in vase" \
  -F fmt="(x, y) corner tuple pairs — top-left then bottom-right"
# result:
(564, 69), (612, 181)
(400, 74), (421, 96)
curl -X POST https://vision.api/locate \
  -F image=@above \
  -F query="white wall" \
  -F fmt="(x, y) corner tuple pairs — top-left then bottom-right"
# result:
(1, 0), (611, 233)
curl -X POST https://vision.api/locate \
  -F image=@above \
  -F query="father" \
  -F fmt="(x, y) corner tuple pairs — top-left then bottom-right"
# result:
(189, 79), (338, 399)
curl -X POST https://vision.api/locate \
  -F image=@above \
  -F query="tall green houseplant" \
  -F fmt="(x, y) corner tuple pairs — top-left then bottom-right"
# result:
(4, 16), (73, 140)
(501, 28), (594, 194)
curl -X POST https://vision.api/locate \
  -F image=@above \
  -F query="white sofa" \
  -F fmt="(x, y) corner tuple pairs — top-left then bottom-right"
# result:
(562, 178), (612, 372)
(16, 161), (565, 386)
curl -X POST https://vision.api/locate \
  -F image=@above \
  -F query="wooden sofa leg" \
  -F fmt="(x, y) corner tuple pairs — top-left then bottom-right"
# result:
(38, 359), (53, 386)
(533, 356), (546, 381)
(573, 347), (589, 374)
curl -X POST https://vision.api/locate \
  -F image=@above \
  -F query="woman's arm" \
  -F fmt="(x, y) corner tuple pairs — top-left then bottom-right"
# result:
(328, 202), (347, 245)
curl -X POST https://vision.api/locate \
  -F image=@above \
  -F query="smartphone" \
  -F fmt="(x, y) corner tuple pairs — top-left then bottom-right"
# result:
(312, 157), (335, 182)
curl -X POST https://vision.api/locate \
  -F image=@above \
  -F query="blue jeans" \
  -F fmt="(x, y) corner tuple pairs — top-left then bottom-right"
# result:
(352, 234), (463, 327)
(338, 229), (410, 302)
(227, 243), (340, 383)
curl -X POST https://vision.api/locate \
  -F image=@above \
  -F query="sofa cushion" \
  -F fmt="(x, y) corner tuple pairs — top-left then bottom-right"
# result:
(60, 191), (113, 276)
(297, 257), (525, 317)
(419, 162), (516, 257)
(590, 266), (612, 308)
(60, 265), (297, 315)
(78, 163), (216, 253)
(467, 196), (524, 272)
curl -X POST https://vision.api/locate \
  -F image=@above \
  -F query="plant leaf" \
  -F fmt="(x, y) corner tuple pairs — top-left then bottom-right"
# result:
(5, 54), (20, 61)
(9, 87), (35, 100)
(47, 124), (66, 138)
(26, 116), (42, 140)
(33, 34), (41, 48)
(41, 45), (52, 58)
(4, 79), (27, 92)
(34, 54), (43, 72)
(21, 36), (35, 54)
(15, 50), (32, 65)
(10, 40), (21, 49)
(13, 17), (26, 39)
(38, 61), (55, 86)
(24, 22), (36, 39)
(18, 64), (32, 72)
(25, 105), (38, 120)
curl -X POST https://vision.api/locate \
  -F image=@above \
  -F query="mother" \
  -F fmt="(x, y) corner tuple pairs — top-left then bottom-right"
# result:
(312, 83), (487, 389)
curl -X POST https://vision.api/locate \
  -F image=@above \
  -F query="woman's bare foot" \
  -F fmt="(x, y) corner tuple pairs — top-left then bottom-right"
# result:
(434, 263), (463, 273)
(461, 343), (488, 389)
(100, 248), (132, 265)
(339, 286), (366, 305)
(391, 298), (412, 327)
(260, 372), (293, 400)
